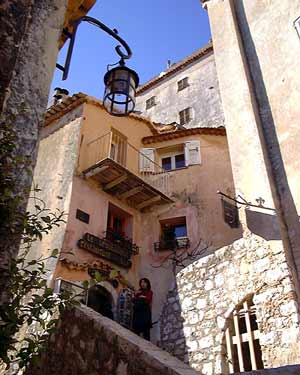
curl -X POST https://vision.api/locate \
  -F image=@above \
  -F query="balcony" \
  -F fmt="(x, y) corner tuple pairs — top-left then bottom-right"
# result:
(78, 231), (139, 269)
(80, 131), (173, 210)
(154, 237), (190, 252)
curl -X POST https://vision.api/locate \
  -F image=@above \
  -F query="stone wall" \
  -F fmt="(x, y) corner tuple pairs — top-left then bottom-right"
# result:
(26, 305), (200, 375)
(25, 305), (300, 375)
(160, 232), (300, 374)
(135, 52), (225, 129)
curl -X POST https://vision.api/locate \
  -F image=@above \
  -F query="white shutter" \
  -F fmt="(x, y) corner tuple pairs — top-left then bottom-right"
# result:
(139, 148), (155, 172)
(184, 140), (201, 166)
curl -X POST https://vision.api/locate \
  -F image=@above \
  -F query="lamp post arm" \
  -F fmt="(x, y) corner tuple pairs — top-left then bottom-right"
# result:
(56, 16), (133, 80)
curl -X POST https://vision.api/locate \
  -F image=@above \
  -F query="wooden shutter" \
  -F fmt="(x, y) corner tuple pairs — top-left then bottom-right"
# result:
(184, 140), (201, 166)
(139, 148), (155, 172)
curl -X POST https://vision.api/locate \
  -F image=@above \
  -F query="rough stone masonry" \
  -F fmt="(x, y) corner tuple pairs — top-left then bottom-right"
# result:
(26, 305), (300, 375)
(160, 232), (300, 374)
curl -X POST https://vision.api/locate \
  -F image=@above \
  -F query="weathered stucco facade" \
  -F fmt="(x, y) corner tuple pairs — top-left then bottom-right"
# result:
(31, 92), (238, 345)
(135, 46), (225, 129)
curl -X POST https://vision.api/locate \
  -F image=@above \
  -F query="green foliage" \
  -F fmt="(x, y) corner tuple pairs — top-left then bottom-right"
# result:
(0, 201), (79, 373)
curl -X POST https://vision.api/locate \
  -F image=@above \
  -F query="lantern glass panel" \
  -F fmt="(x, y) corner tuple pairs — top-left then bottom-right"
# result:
(104, 65), (139, 116)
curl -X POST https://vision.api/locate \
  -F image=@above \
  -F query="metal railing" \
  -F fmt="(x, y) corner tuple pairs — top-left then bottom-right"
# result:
(82, 131), (171, 196)
(154, 237), (190, 252)
(54, 278), (88, 304)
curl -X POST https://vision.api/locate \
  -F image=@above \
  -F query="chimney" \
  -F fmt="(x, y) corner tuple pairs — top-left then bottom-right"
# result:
(51, 87), (69, 106)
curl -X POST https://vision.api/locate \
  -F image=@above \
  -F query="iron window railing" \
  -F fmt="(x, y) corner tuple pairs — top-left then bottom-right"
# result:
(78, 232), (139, 269)
(154, 237), (190, 252)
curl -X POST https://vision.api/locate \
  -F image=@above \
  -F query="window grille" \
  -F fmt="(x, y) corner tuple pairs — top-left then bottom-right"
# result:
(146, 96), (156, 109)
(179, 107), (192, 125)
(178, 77), (189, 91)
(224, 299), (264, 373)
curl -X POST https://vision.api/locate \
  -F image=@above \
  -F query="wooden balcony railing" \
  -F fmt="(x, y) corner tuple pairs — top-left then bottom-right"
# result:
(81, 131), (171, 197)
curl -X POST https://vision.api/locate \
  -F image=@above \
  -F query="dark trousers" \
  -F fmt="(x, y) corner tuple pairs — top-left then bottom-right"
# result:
(133, 327), (150, 341)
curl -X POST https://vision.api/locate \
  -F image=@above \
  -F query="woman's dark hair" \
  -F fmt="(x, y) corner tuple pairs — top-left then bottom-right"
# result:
(139, 278), (151, 291)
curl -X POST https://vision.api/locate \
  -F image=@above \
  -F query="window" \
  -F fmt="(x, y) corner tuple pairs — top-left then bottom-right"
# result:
(177, 77), (189, 91)
(224, 298), (263, 373)
(146, 96), (156, 109)
(106, 202), (133, 239)
(154, 217), (190, 251)
(162, 153), (185, 171)
(76, 209), (90, 224)
(179, 107), (192, 125)
(110, 129), (127, 166)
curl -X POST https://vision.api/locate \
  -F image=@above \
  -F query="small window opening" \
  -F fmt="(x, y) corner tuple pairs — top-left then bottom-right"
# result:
(179, 107), (192, 125)
(224, 298), (264, 374)
(146, 96), (156, 109)
(178, 77), (189, 91)
(155, 217), (189, 251)
(107, 202), (133, 240)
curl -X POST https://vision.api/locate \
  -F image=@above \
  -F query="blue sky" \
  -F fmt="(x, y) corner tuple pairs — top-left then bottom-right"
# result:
(51, 1), (211, 99)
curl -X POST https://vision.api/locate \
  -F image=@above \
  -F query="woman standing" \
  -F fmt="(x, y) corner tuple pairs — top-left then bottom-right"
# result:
(132, 278), (153, 341)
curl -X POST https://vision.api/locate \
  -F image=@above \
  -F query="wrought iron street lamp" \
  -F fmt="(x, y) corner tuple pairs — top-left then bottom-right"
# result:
(56, 16), (139, 116)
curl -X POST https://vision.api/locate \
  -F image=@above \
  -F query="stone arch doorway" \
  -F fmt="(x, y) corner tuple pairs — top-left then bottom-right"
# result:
(87, 284), (114, 319)
(222, 296), (264, 373)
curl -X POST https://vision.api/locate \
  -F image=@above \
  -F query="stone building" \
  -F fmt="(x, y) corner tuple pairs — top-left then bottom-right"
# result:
(30, 91), (238, 344)
(28, 1), (300, 374)
(135, 43), (225, 130)
(155, 0), (300, 374)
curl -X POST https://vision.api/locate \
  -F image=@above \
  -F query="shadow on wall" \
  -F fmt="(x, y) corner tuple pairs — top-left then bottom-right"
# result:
(159, 279), (188, 364)
(245, 209), (281, 241)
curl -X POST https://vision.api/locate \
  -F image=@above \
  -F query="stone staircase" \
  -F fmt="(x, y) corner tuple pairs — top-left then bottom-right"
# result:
(26, 306), (300, 375)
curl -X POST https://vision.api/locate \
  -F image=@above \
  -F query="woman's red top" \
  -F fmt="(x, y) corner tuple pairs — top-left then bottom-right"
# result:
(133, 289), (153, 307)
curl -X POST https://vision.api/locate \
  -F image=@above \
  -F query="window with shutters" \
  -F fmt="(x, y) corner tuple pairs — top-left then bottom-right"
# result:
(146, 96), (156, 110)
(177, 77), (189, 91)
(162, 153), (185, 171)
(179, 107), (192, 125)
(224, 297), (264, 374)
(158, 141), (200, 171)
(184, 140), (201, 166)
(139, 148), (155, 172)
(158, 144), (186, 171)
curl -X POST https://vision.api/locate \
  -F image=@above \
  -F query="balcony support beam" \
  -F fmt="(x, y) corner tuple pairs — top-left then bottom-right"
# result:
(118, 186), (143, 200)
(84, 165), (109, 178)
(104, 174), (128, 190)
(136, 195), (161, 209)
